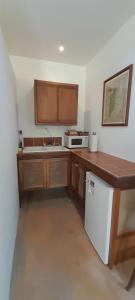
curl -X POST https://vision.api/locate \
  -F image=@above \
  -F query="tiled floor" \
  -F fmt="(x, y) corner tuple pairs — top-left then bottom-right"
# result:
(10, 189), (135, 300)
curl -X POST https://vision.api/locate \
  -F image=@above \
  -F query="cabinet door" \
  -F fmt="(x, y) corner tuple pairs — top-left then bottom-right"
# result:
(78, 165), (85, 200)
(71, 161), (78, 190)
(35, 80), (58, 124)
(19, 159), (45, 191)
(46, 158), (69, 188)
(71, 161), (86, 201)
(58, 85), (78, 124)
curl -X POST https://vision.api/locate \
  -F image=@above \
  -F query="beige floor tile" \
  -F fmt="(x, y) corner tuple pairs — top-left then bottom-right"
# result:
(10, 190), (135, 300)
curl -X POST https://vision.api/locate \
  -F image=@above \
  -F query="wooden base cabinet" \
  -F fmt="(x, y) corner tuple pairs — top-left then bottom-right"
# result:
(71, 160), (86, 205)
(19, 159), (45, 191)
(78, 165), (85, 200)
(18, 157), (70, 205)
(71, 161), (78, 191)
(46, 158), (69, 188)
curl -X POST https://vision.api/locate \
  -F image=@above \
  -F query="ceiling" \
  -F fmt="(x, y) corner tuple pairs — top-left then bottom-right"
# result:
(0, 0), (135, 66)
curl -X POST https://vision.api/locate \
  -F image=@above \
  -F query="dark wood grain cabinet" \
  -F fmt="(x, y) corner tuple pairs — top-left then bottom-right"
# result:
(34, 80), (78, 125)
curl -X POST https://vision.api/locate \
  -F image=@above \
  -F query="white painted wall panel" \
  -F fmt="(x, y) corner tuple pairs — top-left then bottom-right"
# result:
(10, 56), (86, 143)
(85, 15), (135, 162)
(0, 29), (19, 300)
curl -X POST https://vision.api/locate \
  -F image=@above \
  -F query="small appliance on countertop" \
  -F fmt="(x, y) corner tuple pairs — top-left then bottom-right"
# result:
(64, 130), (88, 149)
(88, 132), (98, 152)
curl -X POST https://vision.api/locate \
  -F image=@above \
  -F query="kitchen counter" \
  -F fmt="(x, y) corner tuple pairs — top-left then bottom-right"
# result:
(17, 148), (70, 160)
(17, 147), (135, 189)
(17, 147), (135, 267)
(71, 149), (135, 189)
(71, 149), (135, 267)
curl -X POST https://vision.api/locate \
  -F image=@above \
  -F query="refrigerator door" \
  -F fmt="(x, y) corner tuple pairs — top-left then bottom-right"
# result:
(85, 172), (113, 264)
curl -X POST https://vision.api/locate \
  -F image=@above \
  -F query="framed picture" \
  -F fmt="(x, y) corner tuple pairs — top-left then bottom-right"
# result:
(102, 64), (133, 126)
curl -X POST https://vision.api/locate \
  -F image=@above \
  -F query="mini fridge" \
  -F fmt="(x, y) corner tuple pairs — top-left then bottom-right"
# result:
(85, 171), (113, 264)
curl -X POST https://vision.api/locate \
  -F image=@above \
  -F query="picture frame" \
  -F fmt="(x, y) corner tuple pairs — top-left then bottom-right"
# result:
(102, 64), (133, 126)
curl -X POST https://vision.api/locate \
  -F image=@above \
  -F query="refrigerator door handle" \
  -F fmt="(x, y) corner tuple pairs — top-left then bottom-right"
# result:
(88, 180), (95, 195)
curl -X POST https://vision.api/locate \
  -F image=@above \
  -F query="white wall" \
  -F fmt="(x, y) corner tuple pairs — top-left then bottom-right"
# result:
(10, 56), (86, 143)
(85, 14), (135, 162)
(0, 29), (19, 300)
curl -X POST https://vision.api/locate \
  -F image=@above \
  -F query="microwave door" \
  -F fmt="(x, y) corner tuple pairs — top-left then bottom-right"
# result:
(71, 138), (82, 146)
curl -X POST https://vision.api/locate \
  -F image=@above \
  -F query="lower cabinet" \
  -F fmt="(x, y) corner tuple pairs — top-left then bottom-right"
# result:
(19, 157), (69, 192)
(19, 159), (45, 190)
(46, 158), (69, 188)
(71, 160), (86, 204)
(71, 161), (78, 190)
(78, 165), (85, 200)
(18, 155), (85, 211)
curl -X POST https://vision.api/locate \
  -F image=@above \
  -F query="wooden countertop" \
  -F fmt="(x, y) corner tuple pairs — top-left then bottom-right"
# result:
(17, 147), (135, 189)
(17, 150), (70, 160)
(71, 149), (135, 189)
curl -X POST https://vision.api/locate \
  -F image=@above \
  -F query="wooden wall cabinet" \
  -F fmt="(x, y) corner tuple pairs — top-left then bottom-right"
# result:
(19, 157), (69, 192)
(58, 85), (78, 124)
(34, 80), (78, 125)
(35, 81), (58, 124)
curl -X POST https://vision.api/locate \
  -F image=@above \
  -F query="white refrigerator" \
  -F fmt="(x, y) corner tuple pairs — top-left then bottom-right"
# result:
(85, 171), (113, 264)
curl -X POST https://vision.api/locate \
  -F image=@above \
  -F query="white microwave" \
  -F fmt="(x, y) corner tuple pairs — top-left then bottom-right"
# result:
(64, 135), (88, 149)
